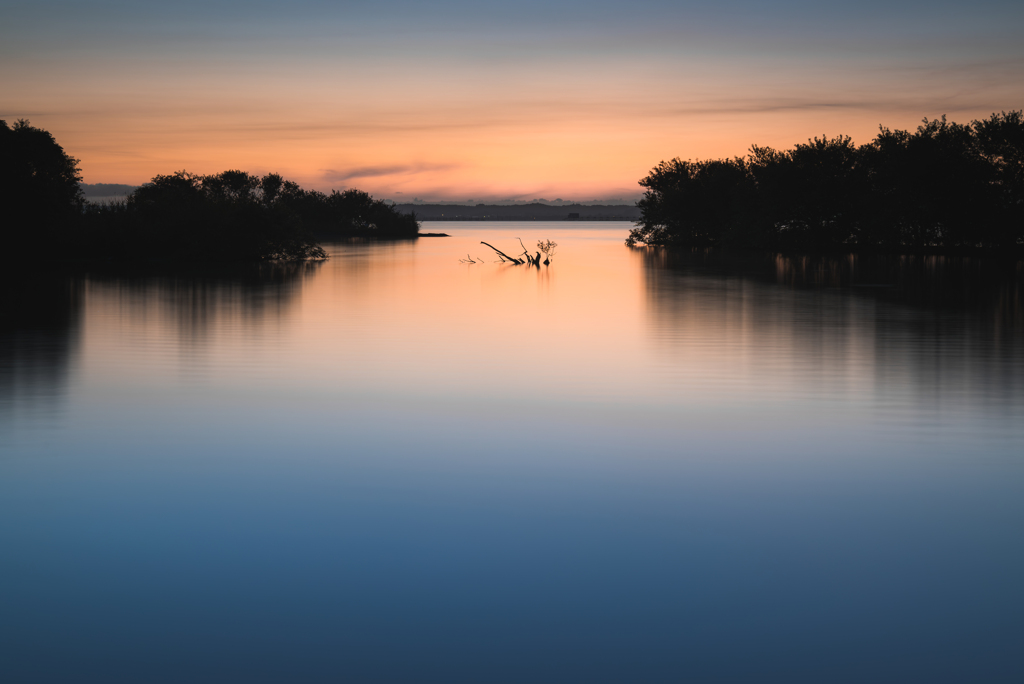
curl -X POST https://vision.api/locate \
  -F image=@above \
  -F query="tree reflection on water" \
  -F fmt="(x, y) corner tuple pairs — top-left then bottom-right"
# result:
(636, 247), (1024, 415)
(0, 262), (321, 423)
(639, 247), (1023, 326)
(0, 275), (82, 424)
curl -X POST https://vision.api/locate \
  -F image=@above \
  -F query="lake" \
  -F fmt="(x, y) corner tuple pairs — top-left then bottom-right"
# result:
(2, 223), (1023, 683)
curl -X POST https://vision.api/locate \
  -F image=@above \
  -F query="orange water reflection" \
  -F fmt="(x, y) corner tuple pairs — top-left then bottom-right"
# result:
(53, 225), (1019, 455)
(3, 224), (1024, 682)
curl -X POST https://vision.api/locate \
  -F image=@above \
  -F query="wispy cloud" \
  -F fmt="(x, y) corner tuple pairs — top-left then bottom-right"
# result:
(322, 163), (460, 183)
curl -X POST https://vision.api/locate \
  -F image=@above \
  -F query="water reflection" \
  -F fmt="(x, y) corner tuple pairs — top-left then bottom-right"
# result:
(642, 249), (1024, 318)
(3, 231), (1023, 683)
(1, 263), (321, 427)
(86, 261), (322, 342)
(638, 247), (1024, 443)
(0, 274), (82, 423)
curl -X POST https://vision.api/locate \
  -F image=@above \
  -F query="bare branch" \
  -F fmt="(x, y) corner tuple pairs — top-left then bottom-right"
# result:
(480, 241), (523, 264)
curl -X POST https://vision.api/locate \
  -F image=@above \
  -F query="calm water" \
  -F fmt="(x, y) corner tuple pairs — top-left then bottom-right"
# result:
(2, 223), (1023, 683)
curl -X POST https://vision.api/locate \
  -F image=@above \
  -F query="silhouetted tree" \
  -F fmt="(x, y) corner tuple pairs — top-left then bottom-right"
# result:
(627, 158), (755, 248)
(629, 112), (1024, 254)
(973, 111), (1024, 248)
(0, 119), (84, 252)
(2, 121), (422, 263)
(302, 189), (420, 237)
(861, 117), (996, 250)
(749, 135), (865, 250)
(82, 171), (420, 262)
(100, 170), (327, 261)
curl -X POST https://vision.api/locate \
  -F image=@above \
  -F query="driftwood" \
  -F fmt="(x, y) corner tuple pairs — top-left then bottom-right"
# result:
(511, 238), (544, 266)
(478, 239), (551, 267)
(480, 241), (524, 264)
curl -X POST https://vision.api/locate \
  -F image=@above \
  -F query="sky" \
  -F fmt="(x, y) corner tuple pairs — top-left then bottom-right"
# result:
(3, 0), (1023, 201)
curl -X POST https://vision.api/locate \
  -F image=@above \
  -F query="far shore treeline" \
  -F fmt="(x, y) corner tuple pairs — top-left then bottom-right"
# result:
(1, 119), (418, 263)
(6, 114), (1024, 263)
(629, 112), (1024, 254)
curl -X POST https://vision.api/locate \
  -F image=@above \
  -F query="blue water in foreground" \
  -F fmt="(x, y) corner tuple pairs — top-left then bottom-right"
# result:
(2, 224), (1022, 682)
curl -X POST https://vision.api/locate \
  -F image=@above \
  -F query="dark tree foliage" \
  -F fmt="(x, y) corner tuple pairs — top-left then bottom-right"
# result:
(82, 171), (419, 261)
(0, 119), (85, 252)
(750, 135), (865, 251)
(630, 158), (755, 249)
(969, 111), (1024, 248)
(2, 121), (420, 263)
(82, 171), (327, 262)
(861, 117), (994, 250)
(302, 189), (420, 238)
(628, 112), (1024, 254)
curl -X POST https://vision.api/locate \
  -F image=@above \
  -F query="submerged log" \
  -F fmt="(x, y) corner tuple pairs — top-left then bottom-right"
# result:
(480, 241), (523, 264)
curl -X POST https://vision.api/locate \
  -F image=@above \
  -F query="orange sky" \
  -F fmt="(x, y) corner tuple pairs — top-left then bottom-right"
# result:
(4, 0), (1023, 200)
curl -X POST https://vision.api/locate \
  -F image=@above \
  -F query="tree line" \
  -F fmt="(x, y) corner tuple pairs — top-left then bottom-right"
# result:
(1, 119), (419, 263)
(627, 112), (1024, 254)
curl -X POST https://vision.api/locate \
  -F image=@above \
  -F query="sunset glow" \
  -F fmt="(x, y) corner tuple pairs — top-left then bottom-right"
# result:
(4, 0), (1024, 199)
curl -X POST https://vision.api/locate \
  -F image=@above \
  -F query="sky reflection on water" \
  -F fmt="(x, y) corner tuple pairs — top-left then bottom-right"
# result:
(1, 224), (1022, 683)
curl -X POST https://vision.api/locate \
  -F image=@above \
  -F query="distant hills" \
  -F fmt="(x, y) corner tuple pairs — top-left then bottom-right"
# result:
(392, 203), (640, 221)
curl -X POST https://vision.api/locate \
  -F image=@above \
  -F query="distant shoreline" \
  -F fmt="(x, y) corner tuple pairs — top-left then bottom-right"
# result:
(394, 203), (640, 221)
(416, 216), (636, 221)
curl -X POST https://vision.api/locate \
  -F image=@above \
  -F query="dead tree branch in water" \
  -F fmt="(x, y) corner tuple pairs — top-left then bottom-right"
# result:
(517, 237), (529, 261)
(478, 239), (554, 267)
(514, 238), (543, 266)
(480, 241), (524, 264)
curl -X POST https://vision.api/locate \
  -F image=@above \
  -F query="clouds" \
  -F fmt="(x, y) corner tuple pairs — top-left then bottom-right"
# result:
(3, 0), (1022, 195)
(322, 164), (461, 183)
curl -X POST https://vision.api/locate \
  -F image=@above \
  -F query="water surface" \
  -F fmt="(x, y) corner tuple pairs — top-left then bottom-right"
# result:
(2, 223), (1022, 682)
